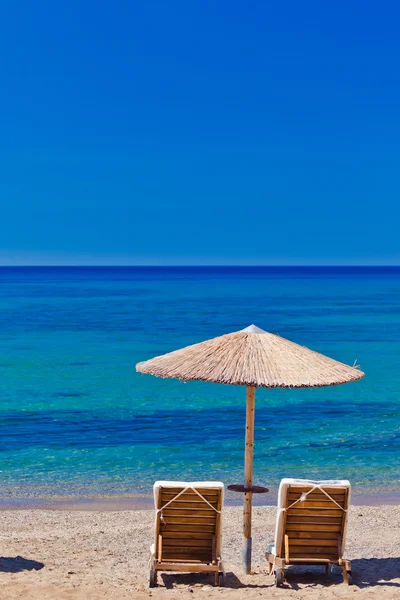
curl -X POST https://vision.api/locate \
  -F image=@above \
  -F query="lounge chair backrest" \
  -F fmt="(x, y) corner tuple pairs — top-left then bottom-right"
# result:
(153, 481), (224, 564)
(275, 479), (351, 562)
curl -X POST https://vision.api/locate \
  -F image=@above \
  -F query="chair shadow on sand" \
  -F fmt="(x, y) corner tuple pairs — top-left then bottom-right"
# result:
(161, 558), (400, 590)
(274, 559), (400, 591)
(161, 571), (271, 589)
(269, 558), (400, 591)
(0, 556), (44, 573)
(351, 558), (400, 589)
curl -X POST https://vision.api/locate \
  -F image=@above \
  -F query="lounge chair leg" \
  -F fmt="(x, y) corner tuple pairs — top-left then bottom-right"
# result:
(275, 567), (284, 587)
(342, 564), (352, 584)
(342, 564), (347, 584)
(342, 560), (352, 585)
(149, 567), (157, 588)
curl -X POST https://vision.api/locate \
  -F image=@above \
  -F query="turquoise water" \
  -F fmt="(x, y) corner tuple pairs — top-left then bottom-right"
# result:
(0, 267), (399, 498)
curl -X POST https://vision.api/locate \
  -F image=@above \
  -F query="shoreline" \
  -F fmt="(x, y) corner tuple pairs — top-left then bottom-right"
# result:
(0, 489), (399, 511)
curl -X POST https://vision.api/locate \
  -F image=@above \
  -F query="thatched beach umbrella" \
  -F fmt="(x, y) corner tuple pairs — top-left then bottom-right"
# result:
(136, 324), (364, 573)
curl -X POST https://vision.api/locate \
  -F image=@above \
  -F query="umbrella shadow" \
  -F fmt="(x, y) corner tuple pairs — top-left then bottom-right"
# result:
(0, 555), (44, 573)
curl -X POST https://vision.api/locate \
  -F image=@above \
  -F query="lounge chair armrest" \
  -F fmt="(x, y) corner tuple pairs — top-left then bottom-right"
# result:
(338, 536), (343, 563)
(158, 534), (162, 562)
(284, 534), (290, 562)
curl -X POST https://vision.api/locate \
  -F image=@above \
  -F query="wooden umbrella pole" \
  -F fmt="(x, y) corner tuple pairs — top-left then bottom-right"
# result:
(242, 385), (255, 573)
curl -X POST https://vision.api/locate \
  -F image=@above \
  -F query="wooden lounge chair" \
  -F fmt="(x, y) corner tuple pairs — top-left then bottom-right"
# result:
(149, 481), (224, 587)
(266, 478), (352, 587)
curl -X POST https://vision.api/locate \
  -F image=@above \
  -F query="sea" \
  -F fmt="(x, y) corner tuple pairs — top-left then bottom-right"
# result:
(0, 266), (399, 504)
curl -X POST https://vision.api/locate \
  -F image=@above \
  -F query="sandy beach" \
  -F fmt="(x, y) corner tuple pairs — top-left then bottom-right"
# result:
(0, 504), (399, 599)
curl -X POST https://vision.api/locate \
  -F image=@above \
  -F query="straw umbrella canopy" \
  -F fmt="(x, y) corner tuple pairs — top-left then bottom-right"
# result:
(136, 324), (364, 572)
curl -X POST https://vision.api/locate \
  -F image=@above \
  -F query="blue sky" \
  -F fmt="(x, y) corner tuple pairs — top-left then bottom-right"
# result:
(0, 1), (398, 265)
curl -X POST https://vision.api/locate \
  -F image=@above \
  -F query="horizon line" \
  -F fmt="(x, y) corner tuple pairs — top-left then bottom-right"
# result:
(0, 264), (399, 268)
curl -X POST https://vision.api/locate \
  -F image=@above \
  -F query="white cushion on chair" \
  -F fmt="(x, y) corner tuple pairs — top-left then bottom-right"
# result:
(267, 543), (276, 555)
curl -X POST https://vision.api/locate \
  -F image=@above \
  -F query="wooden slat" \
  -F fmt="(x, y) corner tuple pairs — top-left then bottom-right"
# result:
(288, 490), (345, 497)
(288, 558), (337, 564)
(155, 562), (219, 571)
(161, 499), (218, 506)
(288, 538), (338, 547)
(288, 509), (343, 517)
(287, 500), (345, 509)
(161, 501), (218, 509)
(162, 548), (212, 562)
(161, 488), (219, 497)
(288, 531), (339, 540)
(161, 515), (216, 522)
(162, 509), (217, 517)
(163, 539), (212, 548)
(162, 492), (218, 501)
(290, 554), (338, 565)
(161, 523), (215, 533)
(162, 531), (214, 539)
(157, 559), (215, 567)
(162, 552), (212, 560)
(163, 549), (212, 555)
(162, 543), (212, 551)
(162, 556), (212, 563)
(290, 545), (338, 554)
(288, 492), (345, 502)
(290, 553), (338, 560)
(163, 547), (212, 555)
(162, 496), (218, 503)
(286, 523), (341, 532)
(162, 553), (212, 562)
(287, 516), (342, 525)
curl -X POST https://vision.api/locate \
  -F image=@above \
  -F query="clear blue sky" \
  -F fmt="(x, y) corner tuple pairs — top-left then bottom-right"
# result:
(0, 1), (398, 265)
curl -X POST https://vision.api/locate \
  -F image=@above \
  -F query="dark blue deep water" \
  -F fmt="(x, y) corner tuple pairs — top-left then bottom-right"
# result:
(0, 267), (398, 498)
